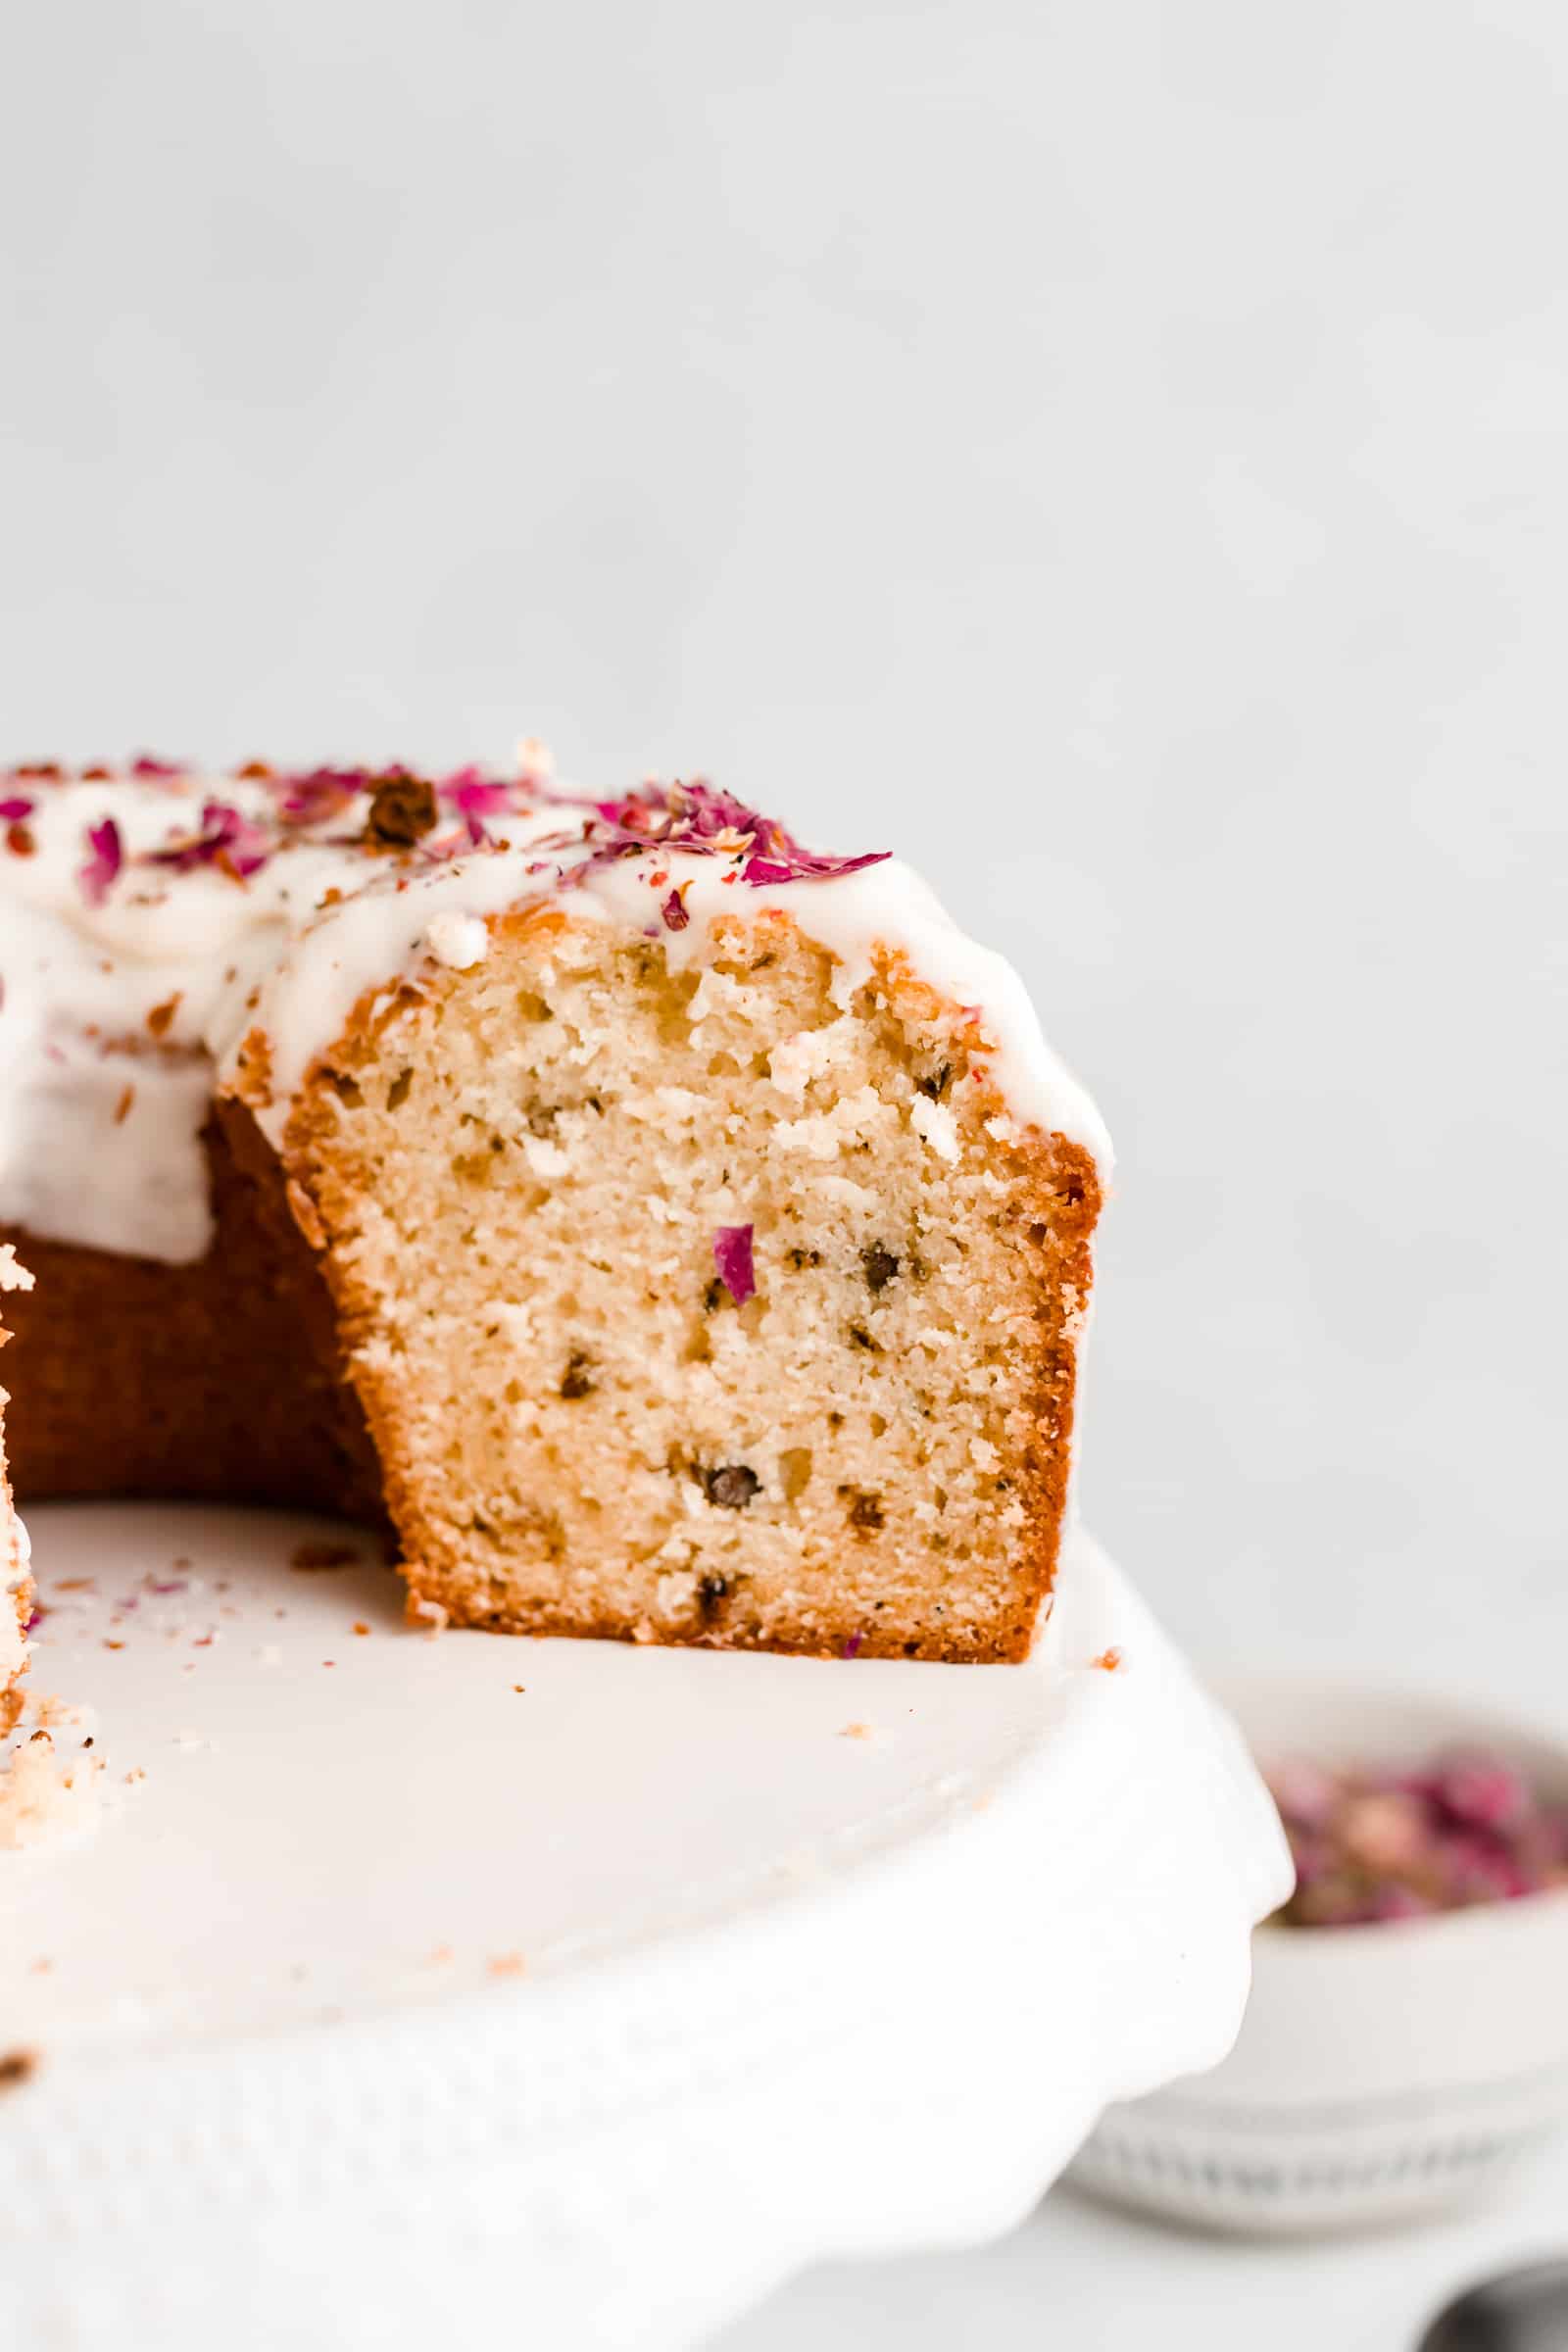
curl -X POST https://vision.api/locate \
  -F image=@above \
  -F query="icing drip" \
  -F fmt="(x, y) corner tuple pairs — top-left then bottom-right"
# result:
(0, 760), (1111, 1265)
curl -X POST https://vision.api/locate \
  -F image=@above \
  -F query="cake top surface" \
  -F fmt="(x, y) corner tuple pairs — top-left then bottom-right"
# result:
(0, 752), (891, 921)
(0, 750), (1110, 1262)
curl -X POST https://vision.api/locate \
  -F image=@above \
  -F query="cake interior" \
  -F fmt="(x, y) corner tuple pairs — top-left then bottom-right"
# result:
(281, 905), (1096, 1661)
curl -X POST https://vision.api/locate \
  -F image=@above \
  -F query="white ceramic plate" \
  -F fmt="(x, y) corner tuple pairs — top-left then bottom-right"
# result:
(2, 1507), (1289, 2352)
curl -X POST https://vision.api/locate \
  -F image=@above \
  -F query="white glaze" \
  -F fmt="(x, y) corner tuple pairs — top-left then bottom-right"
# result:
(0, 762), (1110, 1264)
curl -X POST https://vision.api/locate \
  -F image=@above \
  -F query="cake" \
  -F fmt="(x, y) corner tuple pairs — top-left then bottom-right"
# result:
(1, 1247), (33, 1732)
(0, 755), (1109, 1663)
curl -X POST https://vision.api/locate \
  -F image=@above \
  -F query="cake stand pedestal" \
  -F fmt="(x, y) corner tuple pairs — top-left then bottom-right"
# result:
(1, 1506), (1289, 2351)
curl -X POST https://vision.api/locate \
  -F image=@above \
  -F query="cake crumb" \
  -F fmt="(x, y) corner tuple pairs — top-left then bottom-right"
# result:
(0, 1703), (110, 1851)
(909, 1094), (961, 1162)
(0, 2049), (38, 2091)
(1092, 1646), (1124, 1672)
(487, 1951), (526, 1978)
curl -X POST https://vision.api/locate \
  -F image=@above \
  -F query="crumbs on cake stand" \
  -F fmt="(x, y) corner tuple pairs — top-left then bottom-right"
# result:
(0, 1692), (114, 1853)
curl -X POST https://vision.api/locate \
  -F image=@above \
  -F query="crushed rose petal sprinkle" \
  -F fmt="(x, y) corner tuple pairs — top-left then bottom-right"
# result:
(77, 818), (122, 906)
(5, 762), (889, 917)
(1267, 1746), (1568, 1927)
(149, 799), (271, 880)
(712, 1223), (756, 1305)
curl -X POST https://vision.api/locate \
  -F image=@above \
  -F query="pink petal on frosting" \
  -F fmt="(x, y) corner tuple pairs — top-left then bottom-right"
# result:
(712, 1223), (755, 1305)
(78, 817), (123, 905)
(445, 775), (514, 817)
(150, 800), (271, 878)
(0, 796), (33, 821)
(661, 887), (690, 931)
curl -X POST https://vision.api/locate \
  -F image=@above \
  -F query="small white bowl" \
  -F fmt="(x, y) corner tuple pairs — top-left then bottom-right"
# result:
(1070, 1675), (1568, 2235)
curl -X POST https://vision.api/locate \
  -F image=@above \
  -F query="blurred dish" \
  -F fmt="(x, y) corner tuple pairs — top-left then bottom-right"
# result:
(1266, 1741), (1568, 1927)
(1070, 1676), (1568, 2235)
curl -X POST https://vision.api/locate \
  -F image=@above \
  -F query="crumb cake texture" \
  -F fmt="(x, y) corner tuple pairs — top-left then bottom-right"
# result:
(0, 757), (1109, 1663)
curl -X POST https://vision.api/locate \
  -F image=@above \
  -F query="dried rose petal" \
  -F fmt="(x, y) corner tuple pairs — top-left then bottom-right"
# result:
(547, 778), (889, 894)
(1439, 1831), (1530, 1906)
(661, 887), (690, 931)
(444, 773), (514, 818)
(742, 849), (889, 887)
(0, 795), (33, 821)
(1435, 1749), (1530, 1835)
(1267, 1744), (1568, 1929)
(276, 769), (363, 827)
(712, 1224), (756, 1306)
(1370, 1885), (1435, 1923)
(149, 799), (270, 879)
(1269, 1756), (1339, 1832)
(1341, 1791), (1428, 1874)
(78, 817), (123, 906)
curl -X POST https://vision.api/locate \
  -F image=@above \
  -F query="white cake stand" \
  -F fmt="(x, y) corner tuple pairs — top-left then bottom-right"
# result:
(1, 1505), (1289, 2352)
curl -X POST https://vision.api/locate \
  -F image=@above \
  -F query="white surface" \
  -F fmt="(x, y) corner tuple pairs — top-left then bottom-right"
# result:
(1, 2), (1564, 1719)
(1, 1508), (1286, 2351)
(718, 2133), (1568, 2352)
(1076, 1677), (1568, 2233)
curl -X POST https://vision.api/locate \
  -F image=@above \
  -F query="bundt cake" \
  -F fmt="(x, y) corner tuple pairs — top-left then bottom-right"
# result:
(0, 754), (1109, 1663)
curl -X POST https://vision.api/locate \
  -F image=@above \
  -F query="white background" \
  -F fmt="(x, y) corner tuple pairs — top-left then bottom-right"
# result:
(3, 3), (1565, 2340)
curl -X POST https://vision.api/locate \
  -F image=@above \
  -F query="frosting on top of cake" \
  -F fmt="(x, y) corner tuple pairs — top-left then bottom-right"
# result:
(0, 753), (1111, 1264)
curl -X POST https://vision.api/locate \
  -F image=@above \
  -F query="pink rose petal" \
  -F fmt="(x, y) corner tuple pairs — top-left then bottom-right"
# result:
(78, 817), (123, 905)
(712, 1224), (755, 1305)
